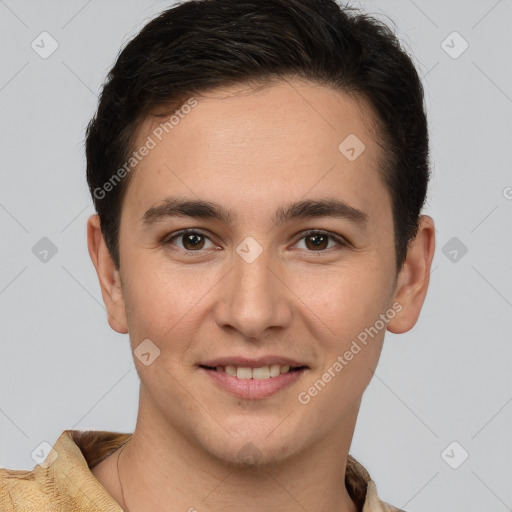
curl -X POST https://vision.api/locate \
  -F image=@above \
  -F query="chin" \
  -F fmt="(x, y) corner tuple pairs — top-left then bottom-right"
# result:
(198, 423), (308, 469)
(212, 442), (296, 470)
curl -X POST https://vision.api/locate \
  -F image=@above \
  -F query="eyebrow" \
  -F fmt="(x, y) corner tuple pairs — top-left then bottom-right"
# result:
(141, 197), (368, 228)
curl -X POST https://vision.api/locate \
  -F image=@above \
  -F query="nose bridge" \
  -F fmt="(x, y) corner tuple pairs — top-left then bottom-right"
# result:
(236, 246), (274, 302)
(216, 237), (289, 337)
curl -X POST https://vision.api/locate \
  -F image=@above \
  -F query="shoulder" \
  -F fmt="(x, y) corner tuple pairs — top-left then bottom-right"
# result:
(363, 480), (408, 512)
(0, 429), (130, 512)
(346, 456), (408, 512)
(0, 465), (57, 511)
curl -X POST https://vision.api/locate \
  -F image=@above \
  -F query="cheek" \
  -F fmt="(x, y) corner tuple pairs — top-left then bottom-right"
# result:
(291, 261), (392, 338)
(121, 258), (218, 349)
(295, 270), (390, 416)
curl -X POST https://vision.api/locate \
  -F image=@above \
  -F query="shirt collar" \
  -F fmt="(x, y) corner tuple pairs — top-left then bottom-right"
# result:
(42, 429), (397, 512)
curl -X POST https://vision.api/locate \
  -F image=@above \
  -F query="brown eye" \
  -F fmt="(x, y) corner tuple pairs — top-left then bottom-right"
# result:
(295, 230), (348, 252)
(304, 233), (329, 251)
(164, 230), (217, 251)
(181, 232), (205, 250)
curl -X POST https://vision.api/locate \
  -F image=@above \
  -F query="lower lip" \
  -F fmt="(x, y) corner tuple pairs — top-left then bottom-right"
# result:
(200, 367), (307, 399)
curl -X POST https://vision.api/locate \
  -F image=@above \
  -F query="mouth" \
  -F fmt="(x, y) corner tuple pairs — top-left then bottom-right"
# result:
(199, 364), (308, 380)
(198, 360), (309, 399)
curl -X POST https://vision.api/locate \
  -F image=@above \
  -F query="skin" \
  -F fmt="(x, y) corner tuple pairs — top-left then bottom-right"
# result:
(87, 78), (435, 512)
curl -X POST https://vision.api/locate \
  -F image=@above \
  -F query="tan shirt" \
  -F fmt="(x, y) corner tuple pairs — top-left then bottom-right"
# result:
(0, 430), (405, 511)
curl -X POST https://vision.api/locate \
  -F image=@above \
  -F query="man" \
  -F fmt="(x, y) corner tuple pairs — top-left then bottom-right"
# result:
(0, 0), (435, 510)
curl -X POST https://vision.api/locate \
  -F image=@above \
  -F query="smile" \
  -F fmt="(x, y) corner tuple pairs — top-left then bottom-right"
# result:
(200, 364), (305, 380)
(199, 364), (308, 399)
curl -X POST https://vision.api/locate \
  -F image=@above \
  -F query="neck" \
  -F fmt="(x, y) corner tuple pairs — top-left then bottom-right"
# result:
(111, 393), (361, 512)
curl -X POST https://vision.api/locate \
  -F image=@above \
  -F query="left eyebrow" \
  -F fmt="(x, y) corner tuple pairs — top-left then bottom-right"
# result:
(274, 198), (368, 227)
(141, 197), (368, 228)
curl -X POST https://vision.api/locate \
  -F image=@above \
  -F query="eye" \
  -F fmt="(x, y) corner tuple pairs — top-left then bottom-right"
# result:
(162, 229), (349, 254)
(295, 230), (349, 252)
(162, 229), (219, 252)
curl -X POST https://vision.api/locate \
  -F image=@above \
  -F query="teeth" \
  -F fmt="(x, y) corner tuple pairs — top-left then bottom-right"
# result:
(269, 364), (281, 377)
(252, 366), (270, 380)
(225, 365), (237, 377)
(212, 364), (299, 379)
(236, 367), (253, 379)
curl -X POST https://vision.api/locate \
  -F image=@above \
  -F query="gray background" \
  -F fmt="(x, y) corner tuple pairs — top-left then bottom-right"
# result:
(1, 1), (511, 511)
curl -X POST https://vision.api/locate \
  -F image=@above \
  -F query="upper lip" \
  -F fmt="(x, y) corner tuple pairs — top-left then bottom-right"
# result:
(199, 356), (308, 368)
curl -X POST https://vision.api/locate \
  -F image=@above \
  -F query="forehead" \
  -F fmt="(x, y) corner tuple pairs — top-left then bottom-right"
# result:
(122, 78), (389, 228)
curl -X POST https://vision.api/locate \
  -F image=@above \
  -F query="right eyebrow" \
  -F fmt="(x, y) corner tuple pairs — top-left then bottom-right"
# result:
(141, 198), (233, 225)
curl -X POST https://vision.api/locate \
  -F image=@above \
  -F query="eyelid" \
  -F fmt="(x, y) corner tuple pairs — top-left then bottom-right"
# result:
(162, 228), (350, 252)
(162, 228), (219, 249)
(296, 229), (351, 249)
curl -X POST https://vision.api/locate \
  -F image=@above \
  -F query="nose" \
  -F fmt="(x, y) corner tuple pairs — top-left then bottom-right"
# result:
(214, 243), (292, 340)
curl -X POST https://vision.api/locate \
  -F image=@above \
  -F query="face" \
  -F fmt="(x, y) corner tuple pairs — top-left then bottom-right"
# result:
(94, 79), (414, 466)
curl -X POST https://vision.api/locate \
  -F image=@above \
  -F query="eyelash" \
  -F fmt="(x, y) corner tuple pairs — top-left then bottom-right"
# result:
(161, 228), (350, 254)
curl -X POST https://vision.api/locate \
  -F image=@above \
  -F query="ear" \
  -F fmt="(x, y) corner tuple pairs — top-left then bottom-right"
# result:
(387, 215), (435, 334)
(87, 214), (129, 334)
